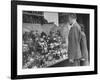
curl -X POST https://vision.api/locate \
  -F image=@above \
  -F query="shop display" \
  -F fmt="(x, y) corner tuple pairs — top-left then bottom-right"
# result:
(23, 30), (68, 68)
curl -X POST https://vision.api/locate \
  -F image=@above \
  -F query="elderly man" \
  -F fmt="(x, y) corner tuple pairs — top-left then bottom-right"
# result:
(68, 13), (82, 66)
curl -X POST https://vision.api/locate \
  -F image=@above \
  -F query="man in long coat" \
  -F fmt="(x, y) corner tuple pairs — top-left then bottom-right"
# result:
(80, 24), (89, 66)
(68, 13), (82, 66)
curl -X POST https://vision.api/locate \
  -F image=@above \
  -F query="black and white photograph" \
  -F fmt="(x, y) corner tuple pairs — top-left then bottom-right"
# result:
(22, 11), (90, 69)
(11, 1), (97, 79)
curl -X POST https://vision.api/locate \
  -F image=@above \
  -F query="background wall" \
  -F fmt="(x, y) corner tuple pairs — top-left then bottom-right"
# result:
(0, 0), (99, 80)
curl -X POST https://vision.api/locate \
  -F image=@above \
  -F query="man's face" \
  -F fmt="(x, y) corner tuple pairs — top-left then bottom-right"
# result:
(68, 17), (73, 24)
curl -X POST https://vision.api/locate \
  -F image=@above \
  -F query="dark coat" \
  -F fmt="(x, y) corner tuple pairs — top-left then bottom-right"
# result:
(68, 22), (82, 60)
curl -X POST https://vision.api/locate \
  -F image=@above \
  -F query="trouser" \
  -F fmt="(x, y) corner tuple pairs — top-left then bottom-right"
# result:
(73, 59), (80, 66)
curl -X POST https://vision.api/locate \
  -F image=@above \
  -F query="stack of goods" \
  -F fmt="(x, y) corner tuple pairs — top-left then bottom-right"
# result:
(22, 30), (68, 69)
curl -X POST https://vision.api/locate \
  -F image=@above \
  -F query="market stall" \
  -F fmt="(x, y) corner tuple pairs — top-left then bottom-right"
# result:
(22, 29), (68, 69)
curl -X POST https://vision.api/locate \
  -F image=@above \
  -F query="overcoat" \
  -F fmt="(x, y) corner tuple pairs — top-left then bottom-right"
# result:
(68, 22), (82, 60)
